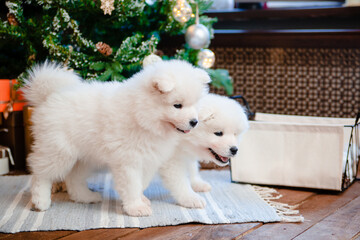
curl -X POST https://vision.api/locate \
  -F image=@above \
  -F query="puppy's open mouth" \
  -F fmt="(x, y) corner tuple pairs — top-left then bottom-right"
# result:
(208, 148), (230, 164)
(169, 123), (190, 134)
(176, 128), (190, 134)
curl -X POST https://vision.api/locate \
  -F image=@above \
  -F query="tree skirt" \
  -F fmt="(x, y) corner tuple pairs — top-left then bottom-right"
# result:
(0, 170), (303, 233)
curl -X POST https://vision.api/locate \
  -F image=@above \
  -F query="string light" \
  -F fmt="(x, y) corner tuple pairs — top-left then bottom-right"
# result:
(198, 49), (215, 68)
(172, 0), (192, 23)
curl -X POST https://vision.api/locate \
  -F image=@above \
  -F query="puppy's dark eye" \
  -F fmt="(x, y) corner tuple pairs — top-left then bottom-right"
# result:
(174, 104), (182, 109)
(214, 131), (223, 136)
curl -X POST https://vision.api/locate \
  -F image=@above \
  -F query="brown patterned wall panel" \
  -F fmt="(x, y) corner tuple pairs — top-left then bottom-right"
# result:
(211, 47), (360, 118)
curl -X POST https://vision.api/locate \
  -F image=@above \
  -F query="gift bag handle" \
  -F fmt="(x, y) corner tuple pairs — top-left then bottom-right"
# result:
(342, 111), (360, 190)
(353, 111), (359, 175)
(1, 148), (14, 166)
(229, 95), (256, 120)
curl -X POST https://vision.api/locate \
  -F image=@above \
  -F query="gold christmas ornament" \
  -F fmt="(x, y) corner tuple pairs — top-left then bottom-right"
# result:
(197, 49), (215, 69)
(7, 13), (19, 26)
(143, 53), (162, 67)
(96, 42), (113, 56)
(172, 0), (192, 23)
(100, 0), (115, 15)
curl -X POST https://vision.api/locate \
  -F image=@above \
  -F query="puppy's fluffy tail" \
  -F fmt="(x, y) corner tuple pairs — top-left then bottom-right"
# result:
(22, 61), (82, 106)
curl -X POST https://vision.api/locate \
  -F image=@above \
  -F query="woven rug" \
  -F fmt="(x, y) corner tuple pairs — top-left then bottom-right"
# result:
(0, 170), (303, 233)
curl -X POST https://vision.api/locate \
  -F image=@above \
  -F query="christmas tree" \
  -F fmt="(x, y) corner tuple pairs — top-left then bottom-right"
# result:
(0, 0), (233, 94)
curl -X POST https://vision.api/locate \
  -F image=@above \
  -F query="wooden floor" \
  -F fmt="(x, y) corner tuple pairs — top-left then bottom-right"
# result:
(0, 175), (359, 240)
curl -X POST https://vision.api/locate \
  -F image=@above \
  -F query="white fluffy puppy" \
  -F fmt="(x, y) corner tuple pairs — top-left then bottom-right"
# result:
(24, 60), (210, 216)
(159, 93), (249, 208)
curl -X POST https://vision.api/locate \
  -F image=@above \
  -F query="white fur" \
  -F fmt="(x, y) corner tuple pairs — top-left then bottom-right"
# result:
(344, 0), (360, 6)
(160, 93), (249, 208)
(24, 60), (210, 216)
(22, 62), (83, 106)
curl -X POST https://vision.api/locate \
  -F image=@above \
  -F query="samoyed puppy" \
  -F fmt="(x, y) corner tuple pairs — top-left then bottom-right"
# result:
(23, 60), (210, 216)
(159, 93), (249, 208)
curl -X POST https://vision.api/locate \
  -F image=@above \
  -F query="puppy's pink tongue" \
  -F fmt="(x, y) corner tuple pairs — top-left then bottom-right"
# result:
(220, 156), (229, 162)
(184, 130), (190, 133)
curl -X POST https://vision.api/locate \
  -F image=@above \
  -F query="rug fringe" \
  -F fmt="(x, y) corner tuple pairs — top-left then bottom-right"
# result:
(252, 185), (304, 223)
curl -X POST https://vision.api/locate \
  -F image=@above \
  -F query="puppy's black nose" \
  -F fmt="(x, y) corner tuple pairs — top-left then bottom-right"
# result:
(230, 146), (238, 155)
(189, 119), (198, 127)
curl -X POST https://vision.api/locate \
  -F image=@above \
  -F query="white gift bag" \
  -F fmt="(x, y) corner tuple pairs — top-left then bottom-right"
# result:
(231, 113), (359, 191)
(0, 146), (15, 175)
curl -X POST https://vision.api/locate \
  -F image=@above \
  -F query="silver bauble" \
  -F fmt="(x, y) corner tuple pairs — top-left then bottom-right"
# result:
(185, 24), (210, 50)
(198, 49), (215, 68)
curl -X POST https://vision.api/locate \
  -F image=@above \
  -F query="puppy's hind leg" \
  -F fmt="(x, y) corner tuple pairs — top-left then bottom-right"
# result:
(29, 152), (76, 211)
(65, 161), (102, 204)
(31, 176), (52, 211)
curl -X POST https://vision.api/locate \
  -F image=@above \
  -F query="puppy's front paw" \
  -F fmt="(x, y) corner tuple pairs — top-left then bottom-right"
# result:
(124, 200), (152, 217)
(31, 197), (51, 212)
(142, 194), (151, 206)
(178, 193), (206, 209)
(191, 180), (212, 192)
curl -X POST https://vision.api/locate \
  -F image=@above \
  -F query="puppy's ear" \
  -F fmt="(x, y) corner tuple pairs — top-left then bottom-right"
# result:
(152, 78), (174, 94)
(196, 69), (211, 84)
